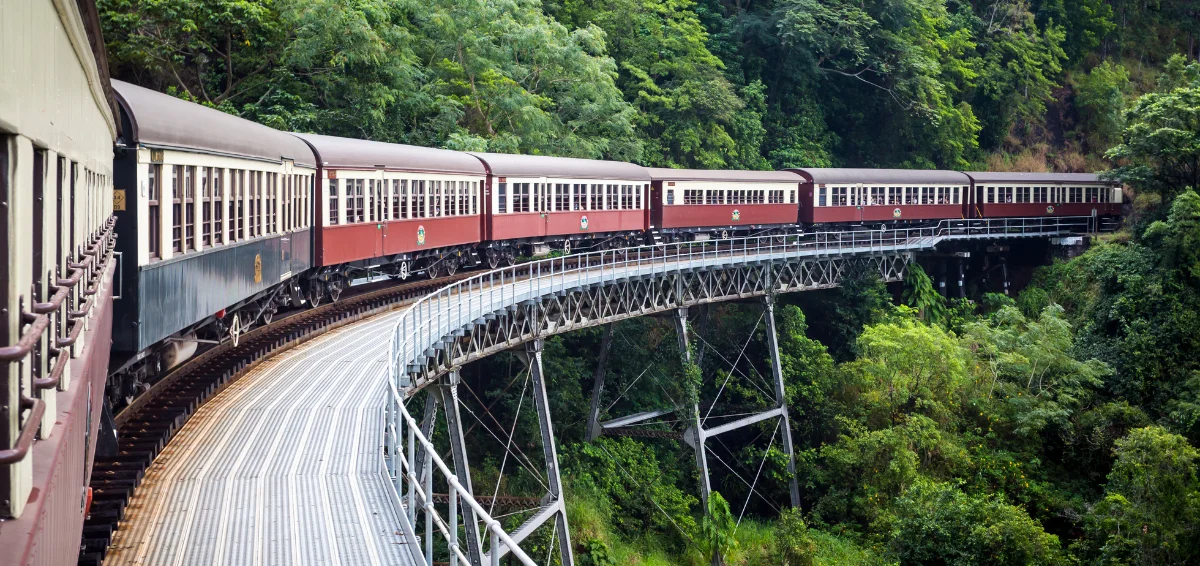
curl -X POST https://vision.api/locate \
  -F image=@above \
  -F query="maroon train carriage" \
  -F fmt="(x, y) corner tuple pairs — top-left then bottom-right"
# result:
(789, 168), (972, 227)
(965, 172), (1123, 219)
(468, 152), (650, 261)
(296, 133), (487, 281)
(647, 168), (801, 241)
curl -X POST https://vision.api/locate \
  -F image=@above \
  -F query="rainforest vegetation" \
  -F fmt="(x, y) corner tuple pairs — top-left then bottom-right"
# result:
(96, 0), (1200, 563)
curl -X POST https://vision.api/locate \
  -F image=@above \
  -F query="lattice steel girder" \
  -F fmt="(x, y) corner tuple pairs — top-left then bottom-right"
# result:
(404, 252), (911, 392)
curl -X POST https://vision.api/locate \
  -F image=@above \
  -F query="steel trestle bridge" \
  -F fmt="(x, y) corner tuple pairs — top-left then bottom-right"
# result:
(384, 216), (1104, 566)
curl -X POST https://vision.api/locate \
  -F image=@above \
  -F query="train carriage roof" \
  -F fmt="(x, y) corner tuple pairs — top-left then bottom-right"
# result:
(647, 168), (802, 183)
(786, 168), (972, 185)
(966, 172), (1112, 184)
(293, 133), (486, 175)
(467, 152), (650, 181)
(111, 80), (316, 167)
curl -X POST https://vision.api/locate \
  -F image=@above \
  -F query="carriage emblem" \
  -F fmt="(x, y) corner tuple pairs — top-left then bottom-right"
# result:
(732, 209), (741, 221)
(1046, 205), (1055, 214)
(893, 208), (902, 218)
(253, 254), (262, 283)
(580, 216), (589, 230)
(417, 225), (426, 245)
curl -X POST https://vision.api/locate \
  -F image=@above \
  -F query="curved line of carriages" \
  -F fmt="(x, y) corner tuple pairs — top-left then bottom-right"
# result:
(106, 79), (1125, 414)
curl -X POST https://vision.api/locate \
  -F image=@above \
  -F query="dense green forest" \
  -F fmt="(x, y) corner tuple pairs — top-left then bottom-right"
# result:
(97, 0), (1200, 564)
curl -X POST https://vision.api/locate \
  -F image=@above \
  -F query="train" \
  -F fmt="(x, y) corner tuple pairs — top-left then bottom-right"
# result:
(0, 2), (1123, 560)
(105, 79), (1126, 407)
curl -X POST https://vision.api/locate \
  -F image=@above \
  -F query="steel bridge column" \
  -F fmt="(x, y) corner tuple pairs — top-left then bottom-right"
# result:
(439, 371), (485, 565)
(586, 324), (615, 442)
(526, 339), (575, 566)
(763, 295), (802, 509)
(414, 391), (438, 487)
(676, 307), (713, 509)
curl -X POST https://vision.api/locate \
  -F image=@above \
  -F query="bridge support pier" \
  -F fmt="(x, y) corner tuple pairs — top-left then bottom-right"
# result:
(510, 339), (575, 566)
(676, 308), (714, 510)
(438, 371), (485, 565)
(585, 324), (615, 442)
(764, 295), (802, 510)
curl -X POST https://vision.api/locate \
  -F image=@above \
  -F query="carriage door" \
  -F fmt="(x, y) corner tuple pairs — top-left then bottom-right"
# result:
(856, 183), (866, 222)
(281, 161), (294, 271)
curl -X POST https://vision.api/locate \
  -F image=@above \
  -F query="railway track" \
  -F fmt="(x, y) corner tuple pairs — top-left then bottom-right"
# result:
(76, 240), (796, 564)
(79, 271), (472, 565)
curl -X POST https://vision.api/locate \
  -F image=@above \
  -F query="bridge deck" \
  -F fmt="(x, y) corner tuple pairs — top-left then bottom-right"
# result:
(104, 313), (415, 566)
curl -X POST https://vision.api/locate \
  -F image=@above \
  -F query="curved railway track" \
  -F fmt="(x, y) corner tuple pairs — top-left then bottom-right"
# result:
(79, 245), (677, 564)
(80, 270), (474, 564)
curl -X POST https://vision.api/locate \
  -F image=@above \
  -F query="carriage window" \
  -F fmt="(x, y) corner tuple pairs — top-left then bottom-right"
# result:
(554, 183), (568, 212)
(498, 182), (507, 214)
(171, 166), (182, 252)
(212, 169), (224, 243)
(514, 183), (530, 213)
(412, 180), (425, 217)
(183, 166), (196, 249)
(706, 188), (718, 205)
(390, 180), (400, 219)
(148, 164), (161, 258)
(201, 169), (211, 245)
(637, 184), (644, 209)
(572, 184), (585, 210)
(232, 171), (242, 239)
(817, 187), (827, 207)
(329, 179), (340, 225)
(667, 188), (676, 205)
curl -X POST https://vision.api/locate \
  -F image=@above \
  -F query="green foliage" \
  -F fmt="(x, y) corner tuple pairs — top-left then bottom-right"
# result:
(700, 492), (738, 561)
(774, 508), (816, 566)
(887, 478), (1068, 565)
(1080, 426), (1200, 565)
(901, 263), (947, 325)
(851, 313), (968, 426)
(1105, 85), (1200, 200)
(563, 437), (698, 545)
(1073, 61), (1130, 151)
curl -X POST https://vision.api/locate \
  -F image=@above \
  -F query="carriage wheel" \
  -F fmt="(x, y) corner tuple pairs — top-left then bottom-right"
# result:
(307, 280), (324, 308)
(486, 251), (500, 269)
(399, 261), (410, 280)
(563, 239), (572, 255)
(445, 258), (458, 276)
(328, 280), (343, 302)
(503, 251), (516, 267)
(261, 303), (277, 325)
(427, 261), (441, 279)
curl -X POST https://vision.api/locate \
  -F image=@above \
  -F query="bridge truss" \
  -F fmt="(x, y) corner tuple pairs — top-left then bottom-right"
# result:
(383, 216), (1102, 566)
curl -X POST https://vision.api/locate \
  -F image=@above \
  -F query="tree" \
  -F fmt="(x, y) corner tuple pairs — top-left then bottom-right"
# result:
(902, 263), (947, 325)
(1082, 427), (1200, 565)
(888, 478), (1068, 565)
(851, 313), (969, 426)
(1073, 61), (1130, 152)
(1105, 86), (1200, 200)
(547, 0), (765, 168)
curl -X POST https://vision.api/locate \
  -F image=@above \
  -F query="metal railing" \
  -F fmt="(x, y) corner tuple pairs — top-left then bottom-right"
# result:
(384, 377), (539, 566)
(380, 214), (1097, 564)
(0, 216), (117, 465)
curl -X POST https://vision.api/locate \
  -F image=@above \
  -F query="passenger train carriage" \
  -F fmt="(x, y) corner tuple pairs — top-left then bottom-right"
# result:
(471, 152), (651, 258)
(648, 168), (801, 240)
(966, 172), (1123, 219)
(298, 133), (487, 283)
(110, 80), (317, 378)
(791, 168), (972, 226)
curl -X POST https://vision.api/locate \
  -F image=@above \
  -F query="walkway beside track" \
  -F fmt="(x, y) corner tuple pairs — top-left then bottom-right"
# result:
(104, 313), (415, 566)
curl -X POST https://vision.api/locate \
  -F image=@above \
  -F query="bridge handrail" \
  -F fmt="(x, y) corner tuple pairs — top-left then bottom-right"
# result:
(384, 376), (539, 566)
(382, 214), (1096, 562)
(389, 215), (1093, 385)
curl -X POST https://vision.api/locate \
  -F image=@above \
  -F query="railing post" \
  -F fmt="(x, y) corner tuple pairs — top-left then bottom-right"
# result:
(450, 483), (459, 566)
